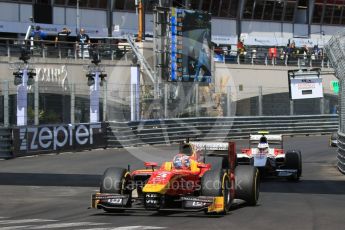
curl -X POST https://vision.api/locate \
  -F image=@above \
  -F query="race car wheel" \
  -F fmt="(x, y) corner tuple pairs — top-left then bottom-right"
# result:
(205, 156), (229, 170)
(235, 165), (259, 206)
(201, 158), (231, 214)
(285, 150), (302, 181)
(100, 167), (132, 212)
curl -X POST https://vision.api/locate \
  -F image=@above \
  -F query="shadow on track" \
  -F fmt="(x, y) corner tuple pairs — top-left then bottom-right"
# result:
(0, 172), (100, 187)
(261, 179), (345, 195)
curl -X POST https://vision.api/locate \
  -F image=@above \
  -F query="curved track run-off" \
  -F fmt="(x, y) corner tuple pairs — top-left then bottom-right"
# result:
(0, 135), (344, 230)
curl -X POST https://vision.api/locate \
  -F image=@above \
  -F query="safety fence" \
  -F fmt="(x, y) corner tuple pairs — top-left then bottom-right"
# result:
(107, 115), (338, 148)
(0, 37), (332, 68)
(0, 81), (339, 126)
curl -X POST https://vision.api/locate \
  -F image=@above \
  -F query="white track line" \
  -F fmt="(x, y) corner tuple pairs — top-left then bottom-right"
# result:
(0, 219), (55, 225)
(0, 225), (34, 230)
(77, 227), (166, 230)
(27, 222), (107, 229)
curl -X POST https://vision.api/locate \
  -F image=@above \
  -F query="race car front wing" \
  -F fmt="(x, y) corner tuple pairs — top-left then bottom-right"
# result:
(91, 193), (225, 213)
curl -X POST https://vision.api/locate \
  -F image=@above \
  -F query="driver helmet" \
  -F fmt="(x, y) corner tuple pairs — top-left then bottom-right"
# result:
(173, 154), (190, 169)
(258, 142), (269, 154)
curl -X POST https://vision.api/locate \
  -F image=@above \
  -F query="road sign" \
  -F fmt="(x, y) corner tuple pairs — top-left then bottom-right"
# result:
(331, 80), (339, 94)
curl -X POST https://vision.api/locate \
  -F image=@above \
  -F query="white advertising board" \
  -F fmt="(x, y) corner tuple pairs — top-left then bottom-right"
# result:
(290, 76), (323, 100)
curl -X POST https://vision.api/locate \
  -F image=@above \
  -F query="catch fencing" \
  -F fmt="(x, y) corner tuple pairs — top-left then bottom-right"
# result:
(107, 115), (338, 148)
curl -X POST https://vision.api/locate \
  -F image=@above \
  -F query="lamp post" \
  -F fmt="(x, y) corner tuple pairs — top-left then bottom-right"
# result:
(76, 0), (80, 34)
(84, 49), (107, 123)
(10, 48), (36, 126)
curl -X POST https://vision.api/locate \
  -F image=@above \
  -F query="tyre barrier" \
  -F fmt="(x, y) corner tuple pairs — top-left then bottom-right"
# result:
(107, 115), (339, 148)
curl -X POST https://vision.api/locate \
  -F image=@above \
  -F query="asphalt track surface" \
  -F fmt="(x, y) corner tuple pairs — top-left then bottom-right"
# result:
(0, 135), (345, 230)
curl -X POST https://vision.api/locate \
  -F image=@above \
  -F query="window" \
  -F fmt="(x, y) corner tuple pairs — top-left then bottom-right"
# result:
(114, 0), (126, 10)
(125, 0), (136, 10)
(189, 0), (200, 10)
(172, 0), (184, 8)
(253, 1), (264, 20)
(219, 0), (231, 17)
(284, 1), (297, 21)
(273, 1), (284, 21)
(243, 0), (254, 19)
(332, 4), (343, 24)
(323, 4), (334, 24)
(210, 0), (220, 16)
(201, 0), (212, 12)
(88, 0), (99, 8)
(99, 0), (107, 9)
(54, 0), (66, 5)
(263, 1), (275, 20)
(312, 3), (324, 23)
(229, 0), (238, 18)
(36, 0), (50, 4)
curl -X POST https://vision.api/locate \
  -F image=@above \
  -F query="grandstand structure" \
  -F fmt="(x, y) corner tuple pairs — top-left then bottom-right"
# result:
(0, 0), (343, 47)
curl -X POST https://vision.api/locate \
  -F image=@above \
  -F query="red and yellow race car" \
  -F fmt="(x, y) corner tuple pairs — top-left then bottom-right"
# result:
(91, 141), (260, 214)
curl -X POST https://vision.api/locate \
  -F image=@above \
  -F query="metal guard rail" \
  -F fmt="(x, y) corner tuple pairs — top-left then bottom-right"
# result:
(0, 127), (12, 159)
(107, 115), (338, 148)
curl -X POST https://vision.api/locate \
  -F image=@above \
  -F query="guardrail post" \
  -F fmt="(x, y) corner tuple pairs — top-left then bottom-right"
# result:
(103, 80), (107, 121)
(320, 97), (325, 114)
(6, 40), (10, 57)
(3, 80), (9, 127)
(321, 58), (324, 68)
(34, 79), (39, 125)
(298, 58), (300, 68)
(164, 83), (168, 118)
(290, 99), (294, 115)
(258, 86), (263, 116)
(237, 54), (240, 64)
(285, 55), (288, 66)
(227, 86), (231, 116)
(195, 83), (199, 117)
(71, 83), (75, 124)
(265, 55), (268, 66)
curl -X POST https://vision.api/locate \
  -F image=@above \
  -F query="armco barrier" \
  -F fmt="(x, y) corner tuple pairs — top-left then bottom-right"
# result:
(0, 127), (13, 159)
(337, 132), (345, 174)
(107, 115), (339, 148)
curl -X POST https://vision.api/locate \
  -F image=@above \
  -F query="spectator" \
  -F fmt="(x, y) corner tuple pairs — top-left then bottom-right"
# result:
(55, 27), (71, 57)
(237, 39), (246, 63)
(76, 28), (90, 58)
(30, 25), (46, 50)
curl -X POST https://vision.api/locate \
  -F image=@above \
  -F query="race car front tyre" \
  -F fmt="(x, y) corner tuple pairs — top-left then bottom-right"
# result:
(100, 167), (132, 212)
(235, 165), (260, 206)
(285, 150), (302, 181)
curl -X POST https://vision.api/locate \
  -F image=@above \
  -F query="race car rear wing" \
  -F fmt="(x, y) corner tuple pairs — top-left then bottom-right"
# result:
(189, 141), (236, 171)
(249, 134), (283, 148)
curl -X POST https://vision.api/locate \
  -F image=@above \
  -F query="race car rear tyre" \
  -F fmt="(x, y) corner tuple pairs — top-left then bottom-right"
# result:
(205, 156), (229, 170)
(235, 165), (259, 206)
(285, 150), (302, 181)
(100, 167), (132, 212)
(201, 158), (231, 214)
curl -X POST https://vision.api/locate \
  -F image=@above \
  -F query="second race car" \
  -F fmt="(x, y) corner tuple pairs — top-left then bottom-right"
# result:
(237, 131), (302, 181)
